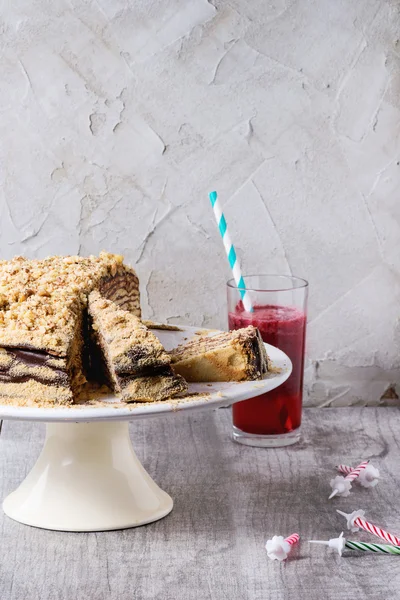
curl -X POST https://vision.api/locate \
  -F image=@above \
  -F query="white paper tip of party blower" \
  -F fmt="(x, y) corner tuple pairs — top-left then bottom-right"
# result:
(309, 532), (345, 557)
(358, 465), (380, 488)
(336, 509), (365, 532)
(329, 476), (352, 499)
(265, 536), (291, 561)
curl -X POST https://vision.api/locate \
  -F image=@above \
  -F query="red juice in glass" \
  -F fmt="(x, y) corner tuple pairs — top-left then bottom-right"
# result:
(229, 305), (306, 435)
(227, 275), (308, 446)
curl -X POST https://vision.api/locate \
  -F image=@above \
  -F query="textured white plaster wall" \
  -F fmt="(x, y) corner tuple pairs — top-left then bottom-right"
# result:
(1, 0), (400, 406)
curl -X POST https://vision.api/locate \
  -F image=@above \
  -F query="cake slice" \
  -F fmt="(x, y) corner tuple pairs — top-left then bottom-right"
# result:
(0, 297), (86, 406)
(0, 252), (141, 405)
(88, 291), (187, 402)
(170, 326), (269, 382)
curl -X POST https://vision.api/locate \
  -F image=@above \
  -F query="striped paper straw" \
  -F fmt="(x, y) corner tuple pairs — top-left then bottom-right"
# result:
(337, 509), (400, 546)
(209, 191), (253, 312)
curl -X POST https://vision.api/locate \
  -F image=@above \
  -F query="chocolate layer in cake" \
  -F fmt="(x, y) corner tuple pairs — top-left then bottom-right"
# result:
(88, 291), (187, 402)
(170, 326), (269, 382)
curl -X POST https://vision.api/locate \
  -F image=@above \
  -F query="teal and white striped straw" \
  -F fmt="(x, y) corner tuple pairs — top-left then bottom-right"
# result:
(209, 191), (253, 312)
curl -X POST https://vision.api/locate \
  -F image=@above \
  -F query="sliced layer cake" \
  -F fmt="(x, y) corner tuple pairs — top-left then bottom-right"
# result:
(0, 252), (140, 405)
(88, 291), (187, 402)
(170, 326), (269, 382)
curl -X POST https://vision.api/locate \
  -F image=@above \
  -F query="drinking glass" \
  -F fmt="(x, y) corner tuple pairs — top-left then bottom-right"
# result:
(227, 275), (308, 447)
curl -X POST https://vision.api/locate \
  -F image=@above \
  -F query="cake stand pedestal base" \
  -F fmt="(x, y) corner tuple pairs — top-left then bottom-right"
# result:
(2, 421), (173, 532)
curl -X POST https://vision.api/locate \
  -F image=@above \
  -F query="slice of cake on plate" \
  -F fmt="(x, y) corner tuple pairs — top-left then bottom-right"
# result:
(170, 326), (269, 382)
(88, 291), (187, 402)
(0, 252), (140, 405)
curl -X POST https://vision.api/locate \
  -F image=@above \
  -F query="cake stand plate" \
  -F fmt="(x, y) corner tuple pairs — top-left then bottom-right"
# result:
(0, 326), (291, 532)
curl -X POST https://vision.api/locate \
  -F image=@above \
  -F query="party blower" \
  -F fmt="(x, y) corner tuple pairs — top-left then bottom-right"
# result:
(329, 460), (369, 499)
(337, 509), (400, 546)
(310, 533), (400, 556)
(336, 463), (380, 488)
(265, 533), (300, 561)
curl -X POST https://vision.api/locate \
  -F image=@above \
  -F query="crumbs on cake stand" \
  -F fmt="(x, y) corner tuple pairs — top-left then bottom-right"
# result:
(268, 363), (282, 375)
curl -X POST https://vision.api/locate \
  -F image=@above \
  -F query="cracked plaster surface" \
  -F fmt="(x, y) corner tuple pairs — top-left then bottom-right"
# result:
(1, 0), (400, 406)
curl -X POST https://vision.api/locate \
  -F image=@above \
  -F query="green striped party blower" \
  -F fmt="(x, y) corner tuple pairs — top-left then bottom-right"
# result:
(209, 191), (253, 312)
(310, 532), (400, 556)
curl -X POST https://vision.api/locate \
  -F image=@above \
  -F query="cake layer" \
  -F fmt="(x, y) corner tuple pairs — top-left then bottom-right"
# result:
(0, 347), (69, 384)
(0, 251), (140, 356)
(170, 326), (269, 382)
(0, 379), (73, 406)
(0, 252), (141, 405)
(0, 347), (73, 403)
(88, 292), (187, 402)
(88, 291), (170, 375)
(118, 371), (187, 403)
(98, 271), (140, 315)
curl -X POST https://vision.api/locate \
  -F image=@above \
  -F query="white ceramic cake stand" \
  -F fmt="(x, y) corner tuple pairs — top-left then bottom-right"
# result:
(0, 326), (291, 532)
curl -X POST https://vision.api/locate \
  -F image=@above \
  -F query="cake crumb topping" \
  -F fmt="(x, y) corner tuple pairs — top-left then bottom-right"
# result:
(0, 252), (131, 355)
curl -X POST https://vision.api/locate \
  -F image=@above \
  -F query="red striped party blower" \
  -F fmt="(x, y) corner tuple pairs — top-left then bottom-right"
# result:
(329, 460), (369, 499)
(265, 533), (300, 561)
(337, 509), (400, 546)
(336, 462), (380, 488)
